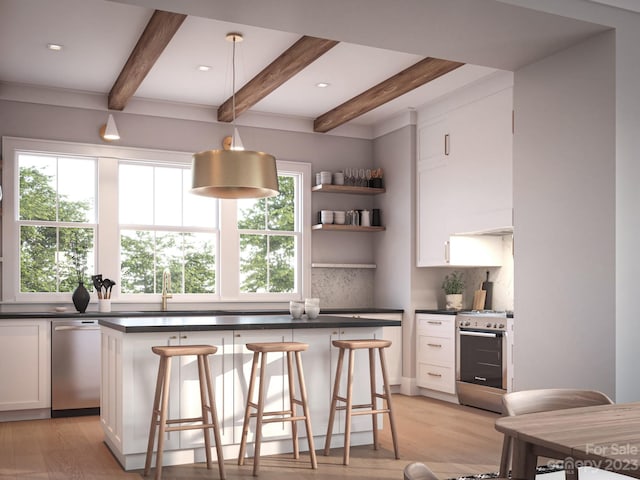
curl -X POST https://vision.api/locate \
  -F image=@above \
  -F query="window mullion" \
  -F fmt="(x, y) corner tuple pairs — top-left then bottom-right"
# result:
(97, 157), (120, 296)
(219, 199), (240, 299)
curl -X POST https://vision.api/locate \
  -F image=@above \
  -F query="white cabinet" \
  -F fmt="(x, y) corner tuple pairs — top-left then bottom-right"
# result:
(416, 314), (456, 395)
(232, 329), (293, 444)
(0, 320), (50, 415)
(101, 328), (234, 466)
(292, 326), (383, 439)
(416, 74), (513, 267)
(330, 312), (402, 385)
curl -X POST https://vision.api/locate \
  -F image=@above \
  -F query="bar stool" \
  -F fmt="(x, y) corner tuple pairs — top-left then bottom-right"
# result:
(144, 345), (225, 480)
(324, 338), (399, 465)
(238, 341), (317, 476)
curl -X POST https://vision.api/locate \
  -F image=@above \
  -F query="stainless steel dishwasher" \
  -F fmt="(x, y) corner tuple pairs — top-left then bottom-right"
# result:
(51, 319), (101, 417)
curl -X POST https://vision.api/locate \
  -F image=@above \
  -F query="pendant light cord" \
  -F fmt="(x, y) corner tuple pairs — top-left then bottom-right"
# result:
(231, 36), (237, 129)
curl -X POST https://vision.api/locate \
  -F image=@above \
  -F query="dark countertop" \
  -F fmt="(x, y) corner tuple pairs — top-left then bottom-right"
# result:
(416, 309), (514, 318)
(0, 307), (403, 320)
(98, 314), (402, 333)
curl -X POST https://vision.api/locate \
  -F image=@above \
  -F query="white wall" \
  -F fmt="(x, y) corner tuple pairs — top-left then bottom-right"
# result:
(512, 31), (616, 396)
(0, 99), (377, 306)
(372, 123), (415, 378)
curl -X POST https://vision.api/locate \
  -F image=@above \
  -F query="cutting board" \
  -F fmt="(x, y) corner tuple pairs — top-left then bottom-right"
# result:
(472, 289), (487, 310)
(482, 271), (493, 309)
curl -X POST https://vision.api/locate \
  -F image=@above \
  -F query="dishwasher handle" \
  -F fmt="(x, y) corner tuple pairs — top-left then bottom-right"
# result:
(54, 325), (101, 331)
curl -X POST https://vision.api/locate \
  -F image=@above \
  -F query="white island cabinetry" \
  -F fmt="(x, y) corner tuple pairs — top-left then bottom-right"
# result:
(100, 321), (388, 471)
(0, 319), (50, 420)
(101, 329), (234, 468)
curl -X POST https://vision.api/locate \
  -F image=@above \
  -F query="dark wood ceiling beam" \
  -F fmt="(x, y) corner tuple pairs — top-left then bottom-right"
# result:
(217, 36), (339, 122)
(108, 10), (187, 111)
(313, 57), (465, 133)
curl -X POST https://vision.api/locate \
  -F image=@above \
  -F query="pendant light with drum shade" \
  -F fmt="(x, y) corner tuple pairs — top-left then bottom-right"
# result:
(191, 33), (279, 199)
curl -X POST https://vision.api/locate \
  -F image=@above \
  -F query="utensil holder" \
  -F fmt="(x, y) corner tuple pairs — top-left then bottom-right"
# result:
(99, 299), (111, 313)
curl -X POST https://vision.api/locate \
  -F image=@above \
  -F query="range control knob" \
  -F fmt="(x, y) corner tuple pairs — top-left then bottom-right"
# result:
(486, 322), (492, 328)
(465, 321), (471, 326)
(498, 323), (505, 329)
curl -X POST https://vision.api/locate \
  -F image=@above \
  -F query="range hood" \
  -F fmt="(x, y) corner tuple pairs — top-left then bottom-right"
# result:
(455, 226), (514, 236)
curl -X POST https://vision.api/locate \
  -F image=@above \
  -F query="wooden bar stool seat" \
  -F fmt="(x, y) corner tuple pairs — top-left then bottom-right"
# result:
(144, 344), (225, 480)
(238, 341), (317, 476)
(324, 338), (399, 465)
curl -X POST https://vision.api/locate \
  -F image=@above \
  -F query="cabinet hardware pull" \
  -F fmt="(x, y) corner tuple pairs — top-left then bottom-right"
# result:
(427, 343), (442, 348)
(474, 376), (487, 382)
(427, 321), (442, 325)
(181, 335), (187, 339)
(169, 335), (177, 340)
(428, 372), (442, 377)
(444, 133), (450, 156)
(444, 240), (450, 263)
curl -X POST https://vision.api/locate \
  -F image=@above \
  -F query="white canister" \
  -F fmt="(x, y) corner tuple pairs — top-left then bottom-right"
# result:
(333, 172), (345, 185)
(361, 209), (371, 227)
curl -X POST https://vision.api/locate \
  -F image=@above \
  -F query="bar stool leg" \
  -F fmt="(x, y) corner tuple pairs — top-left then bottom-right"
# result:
(324, 346), (345, 455)
(295, 350), (317, 469)
(369, 347), (379, 450)
(378, 347), (399, 459)
(144, 356), (166, 476)
(202, 353), (226, 479)
(152, 356), (172, 480)
(238, 351), (260, 466)
(197, 355), (213, 470)
(252, 351), (269, 476)
(286, 351), (300, 460)
(343, 347), (355, 466)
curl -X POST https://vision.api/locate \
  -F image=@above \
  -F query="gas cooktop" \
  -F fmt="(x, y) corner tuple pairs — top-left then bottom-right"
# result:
(458, 310), (508, 317)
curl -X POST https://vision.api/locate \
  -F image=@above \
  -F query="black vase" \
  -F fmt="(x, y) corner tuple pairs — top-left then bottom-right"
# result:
(72, 281), (90, 313)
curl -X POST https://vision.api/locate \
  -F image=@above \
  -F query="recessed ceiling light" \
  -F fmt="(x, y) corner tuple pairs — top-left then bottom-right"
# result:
(316, 82), (330, 88)
(47, 43), (63, 51)
(198, 65), (212, 72)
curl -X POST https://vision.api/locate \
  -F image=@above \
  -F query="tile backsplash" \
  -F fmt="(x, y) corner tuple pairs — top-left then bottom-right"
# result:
(311, 267), (374, 308)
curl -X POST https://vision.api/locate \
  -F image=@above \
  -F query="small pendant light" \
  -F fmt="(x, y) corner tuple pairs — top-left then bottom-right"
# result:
(191, 33), (279, 199)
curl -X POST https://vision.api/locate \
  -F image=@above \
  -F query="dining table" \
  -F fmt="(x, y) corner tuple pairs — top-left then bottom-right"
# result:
(495, 402), (640, 480)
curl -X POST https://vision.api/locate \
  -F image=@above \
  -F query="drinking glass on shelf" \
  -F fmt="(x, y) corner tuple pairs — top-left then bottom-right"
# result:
(359, 168), (366, 186)
(366, 169), (372, 187)
(345, 167), (352, 186)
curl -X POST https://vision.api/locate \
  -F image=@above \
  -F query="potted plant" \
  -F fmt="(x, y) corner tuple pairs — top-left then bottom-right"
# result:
(442, 271), (464, 310)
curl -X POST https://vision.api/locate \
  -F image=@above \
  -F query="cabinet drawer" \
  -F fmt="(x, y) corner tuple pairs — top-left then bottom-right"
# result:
(417, 335), (454, 365)
(417, 315), (454, 337)
(417, 363), (455, 394)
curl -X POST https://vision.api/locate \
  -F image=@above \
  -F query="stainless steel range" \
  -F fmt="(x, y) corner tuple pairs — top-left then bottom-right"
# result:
(456, 311), (510, 413)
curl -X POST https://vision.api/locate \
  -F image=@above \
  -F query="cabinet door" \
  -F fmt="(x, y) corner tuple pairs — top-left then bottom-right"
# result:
(232, 330), (294, 444)
(416, 116), (453, 267)
(447, 87), (513, 234)
(330, 313), (402, 385)
(331, 327), (382, 434)
(0, 320), (50, 412)
(125, 333), (182, 454)
(178, 331), (234, 447)
(292, 328), (334, 439)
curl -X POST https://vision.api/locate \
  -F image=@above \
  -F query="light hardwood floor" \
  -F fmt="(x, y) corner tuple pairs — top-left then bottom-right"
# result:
(0, 395), (504, 479)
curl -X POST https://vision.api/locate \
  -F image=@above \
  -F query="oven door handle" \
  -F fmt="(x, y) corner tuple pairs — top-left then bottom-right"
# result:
(459, 330), (498, 338)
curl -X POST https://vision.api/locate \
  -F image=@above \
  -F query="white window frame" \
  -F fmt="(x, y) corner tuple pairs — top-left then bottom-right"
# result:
(2, 136), (311, 304)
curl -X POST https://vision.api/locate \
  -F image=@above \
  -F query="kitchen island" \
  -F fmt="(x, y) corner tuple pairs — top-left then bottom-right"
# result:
(99, 314), (401, 470)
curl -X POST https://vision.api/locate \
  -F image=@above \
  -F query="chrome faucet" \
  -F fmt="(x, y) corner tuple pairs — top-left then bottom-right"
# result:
(161, 268), (172, 311)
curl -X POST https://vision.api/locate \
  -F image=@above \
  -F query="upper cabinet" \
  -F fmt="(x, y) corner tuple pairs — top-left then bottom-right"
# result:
(416, 72), (513, 267)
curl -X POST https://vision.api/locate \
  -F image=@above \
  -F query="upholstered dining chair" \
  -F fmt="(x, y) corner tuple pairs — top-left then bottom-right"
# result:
(403, 462), (507, 480)
(403, 462), (440, 480)
(499, 388), (614, 480)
